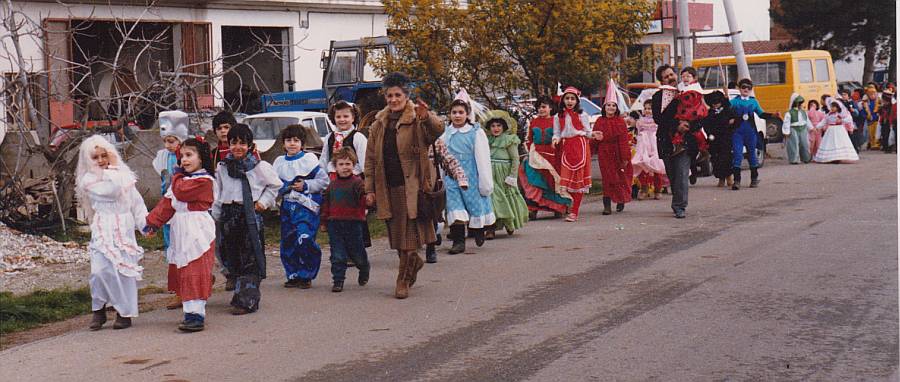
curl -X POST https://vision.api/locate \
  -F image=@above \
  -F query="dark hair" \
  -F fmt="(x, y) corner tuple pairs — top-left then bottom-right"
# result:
(227, 123), (253, 145)
(557, 91), (583, 114)
(332, 146), (358, 165)
(704, 91), (728, 106)
(852, 88), (864, 97)
(643, 99), (653, 107)
(486, 118), (509, 132)
(738, 78), (753, 88)
(212, 111), (237, 130)
(382, 72), (410, 93)
(280, 124), (305, 145)
(601, 102), (620, 117)
(680, 66), (698, 78)
(807, 99), (820, 110)
(655, 64), (675, 82)
(534, 95), (556, 114)
(449, 99), (471, 115)
(328, 101), (360, 125)
(180, 138), (214, 175)
(830, 102), (841, 111)
(628, 110), (641, 120)
(727, 81), (737, 89)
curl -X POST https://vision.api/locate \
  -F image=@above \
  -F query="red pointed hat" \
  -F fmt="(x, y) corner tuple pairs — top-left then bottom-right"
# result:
(561, 86), (581, 97)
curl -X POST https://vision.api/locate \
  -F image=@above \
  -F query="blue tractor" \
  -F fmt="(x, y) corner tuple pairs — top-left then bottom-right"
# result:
(261, 36), (394, 117)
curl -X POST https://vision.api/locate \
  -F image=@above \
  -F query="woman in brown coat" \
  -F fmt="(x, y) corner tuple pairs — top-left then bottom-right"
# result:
(364, 72), (444, 299)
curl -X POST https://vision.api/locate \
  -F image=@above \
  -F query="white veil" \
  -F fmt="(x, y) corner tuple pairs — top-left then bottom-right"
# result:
(75, 135), (136, 222)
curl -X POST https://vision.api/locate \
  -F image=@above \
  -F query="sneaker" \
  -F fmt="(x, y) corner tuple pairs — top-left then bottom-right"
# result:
(749, 179), (760, 188)
(331, 281), (344, 293)
(283, 279), (302, 288)
(112, 313), (131, 330)
(298, 279), (312, 289)
(564, 213), (577, 222)
(178, 313), (205, 332)
(674, 210), (686, 219)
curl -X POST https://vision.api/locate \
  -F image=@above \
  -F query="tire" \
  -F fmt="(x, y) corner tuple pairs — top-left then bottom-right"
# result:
(755, 133), (767, 168)
(765, 116), (783, 143)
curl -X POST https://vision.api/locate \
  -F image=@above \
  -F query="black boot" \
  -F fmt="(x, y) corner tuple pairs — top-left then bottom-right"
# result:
(616, 203), (625, 212)
(434, 232), (442, 246)
(732, 167), (741, 190)
(89, 309), (107, 331)
(113, 313), (131, 330)
(474, 228), (485, 247)
(425, 244), (438, 263)
(602, 197), (612, 215)
(749, 167), (760, 188)
(448, 224), (466, 254)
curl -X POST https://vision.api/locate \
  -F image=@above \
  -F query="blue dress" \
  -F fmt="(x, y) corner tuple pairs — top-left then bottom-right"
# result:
(273, 152), (330, 282)
(729, 96), (766, 168)
(441, 124), (496, 229)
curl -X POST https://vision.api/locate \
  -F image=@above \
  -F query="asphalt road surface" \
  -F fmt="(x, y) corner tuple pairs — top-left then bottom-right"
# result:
(1, 150), (897, 382)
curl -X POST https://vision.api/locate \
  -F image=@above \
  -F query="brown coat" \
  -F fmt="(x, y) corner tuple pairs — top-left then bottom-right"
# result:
(364, 100), (444, 220)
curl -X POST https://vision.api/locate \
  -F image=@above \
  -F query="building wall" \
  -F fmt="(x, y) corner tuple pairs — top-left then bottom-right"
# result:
(3, 2), (386, 111)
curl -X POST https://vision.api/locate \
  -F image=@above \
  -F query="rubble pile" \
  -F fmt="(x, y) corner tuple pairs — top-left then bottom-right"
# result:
(0, 223), (88, 274)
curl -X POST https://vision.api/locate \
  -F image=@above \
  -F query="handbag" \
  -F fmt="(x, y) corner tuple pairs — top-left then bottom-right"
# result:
(411, 120), (445, 223)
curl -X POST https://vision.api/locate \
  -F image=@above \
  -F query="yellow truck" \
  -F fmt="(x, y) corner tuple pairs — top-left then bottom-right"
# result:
(693, 50), (838, 142)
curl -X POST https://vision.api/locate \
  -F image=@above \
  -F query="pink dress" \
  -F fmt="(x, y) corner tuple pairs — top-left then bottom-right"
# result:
(631, 116), (666, 176)
(807, 109), (826, 157)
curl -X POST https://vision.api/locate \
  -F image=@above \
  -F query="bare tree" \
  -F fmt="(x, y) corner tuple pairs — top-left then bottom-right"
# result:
(0, 1), (305, 233)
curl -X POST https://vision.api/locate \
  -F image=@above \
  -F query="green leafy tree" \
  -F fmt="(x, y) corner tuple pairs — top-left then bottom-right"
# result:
(377, 0), (654, 109)
(771, 0), (896, 84)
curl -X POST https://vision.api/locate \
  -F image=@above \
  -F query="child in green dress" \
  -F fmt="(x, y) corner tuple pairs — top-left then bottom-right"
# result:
(483, 110), (529, 239)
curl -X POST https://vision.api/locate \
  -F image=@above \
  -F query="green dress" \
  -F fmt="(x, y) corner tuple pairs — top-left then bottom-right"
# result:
(487, 133), (529, 231)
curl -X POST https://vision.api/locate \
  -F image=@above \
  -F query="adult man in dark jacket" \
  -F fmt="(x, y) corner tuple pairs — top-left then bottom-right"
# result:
(651, 64), (691, 218)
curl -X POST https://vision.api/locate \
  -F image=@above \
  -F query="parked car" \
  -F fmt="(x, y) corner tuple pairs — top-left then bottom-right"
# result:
(580, 97), (603, 126)
(241, 111), (332, 162)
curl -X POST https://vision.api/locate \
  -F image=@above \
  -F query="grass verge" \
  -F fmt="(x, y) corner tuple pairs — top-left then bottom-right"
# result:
(0, 288), (92, 335)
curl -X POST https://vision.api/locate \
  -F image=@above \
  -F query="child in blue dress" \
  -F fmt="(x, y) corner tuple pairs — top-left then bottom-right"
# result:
(441, 98), (494, 255)
(273, 125), (330, 289)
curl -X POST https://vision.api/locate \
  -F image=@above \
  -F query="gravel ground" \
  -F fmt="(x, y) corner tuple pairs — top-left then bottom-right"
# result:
(0, 223), (169, 295)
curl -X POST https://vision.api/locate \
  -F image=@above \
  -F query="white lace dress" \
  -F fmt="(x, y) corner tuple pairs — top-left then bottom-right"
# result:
(82, 169), (148, 317)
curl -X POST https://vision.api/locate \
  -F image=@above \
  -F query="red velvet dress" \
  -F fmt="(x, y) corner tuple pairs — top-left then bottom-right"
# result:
(147, 172), (216, 302)
(593, 116), (634, 204)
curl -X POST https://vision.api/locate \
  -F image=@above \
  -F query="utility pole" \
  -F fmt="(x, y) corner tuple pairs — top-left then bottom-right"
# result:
(671, 1), (679, 72)
(723, 0), (750, 81)
(677, 0), (692, 67)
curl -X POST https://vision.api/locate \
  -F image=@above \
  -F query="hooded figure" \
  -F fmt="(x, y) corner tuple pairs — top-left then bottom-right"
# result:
(701, 91), (738, 184)
(781, 93), (813, 164)
(482, 110), (529, 237)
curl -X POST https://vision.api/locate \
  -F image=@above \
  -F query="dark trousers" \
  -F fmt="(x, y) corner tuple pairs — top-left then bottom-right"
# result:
(220, 204), (265, 311)
(663, 152), (691, 213)
(881, 121), (894, 151)
(327, 220), (370, 283)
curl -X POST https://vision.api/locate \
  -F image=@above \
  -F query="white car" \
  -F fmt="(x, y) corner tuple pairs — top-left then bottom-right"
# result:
(242, 111), (333, 158)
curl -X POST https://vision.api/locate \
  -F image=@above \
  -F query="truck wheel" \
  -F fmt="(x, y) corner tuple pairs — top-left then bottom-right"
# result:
(756, 133), (767, 168)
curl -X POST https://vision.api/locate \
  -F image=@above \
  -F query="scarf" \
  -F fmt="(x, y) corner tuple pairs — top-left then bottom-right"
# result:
(223, 152), (265, 278)
(559, 108), (586, 132)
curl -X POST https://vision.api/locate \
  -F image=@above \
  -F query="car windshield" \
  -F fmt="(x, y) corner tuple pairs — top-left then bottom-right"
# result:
(245, 117), (300, 140)
(580, 98), (602, 115)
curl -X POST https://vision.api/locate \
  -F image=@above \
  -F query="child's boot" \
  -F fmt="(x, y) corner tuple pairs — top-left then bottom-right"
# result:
(89, 308), (107, 331)
(602, 197), (612, 215)
(113, 313), (131, 330)
(358, 266), (370, 286)
(731, 167), (742, 190)
(448, 225), (466, 254)
(425, 244), (438, 263)
(178, 313), (205, 332)
(616, 202), (625, 212)
(749, 167), (760, 188)
(473, 228), (486, 247)
(484, 225), (495, 240)
(331, 280), (344, 293)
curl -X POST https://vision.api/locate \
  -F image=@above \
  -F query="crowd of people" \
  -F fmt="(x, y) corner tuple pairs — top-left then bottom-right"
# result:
(76, 67), (895, 334)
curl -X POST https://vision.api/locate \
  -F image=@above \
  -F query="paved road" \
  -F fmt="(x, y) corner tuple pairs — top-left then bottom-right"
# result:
(1, 151), (897, 381)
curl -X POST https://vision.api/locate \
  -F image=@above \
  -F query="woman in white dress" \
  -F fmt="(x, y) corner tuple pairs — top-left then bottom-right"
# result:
(76, 135), (148, 330)
(813, 97), (860, 163)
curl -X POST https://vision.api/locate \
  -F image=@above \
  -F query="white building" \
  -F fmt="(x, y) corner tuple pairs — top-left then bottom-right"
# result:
(2, 0), (387, 128)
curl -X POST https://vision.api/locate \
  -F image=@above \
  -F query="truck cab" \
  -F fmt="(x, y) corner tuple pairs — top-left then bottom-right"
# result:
(261, 36), (393, 116)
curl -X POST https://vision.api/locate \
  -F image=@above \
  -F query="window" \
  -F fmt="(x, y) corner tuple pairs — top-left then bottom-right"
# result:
(246, 117), (299, 140)
(747, 62), (786, 86)
(363, 48), (386, 82)
(314, 117), (330, 138)
(797, 60), (814, 83)
(814, 59), (830, 82)
(699, 66), (723, 89)
(326, 50), (359, 85)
